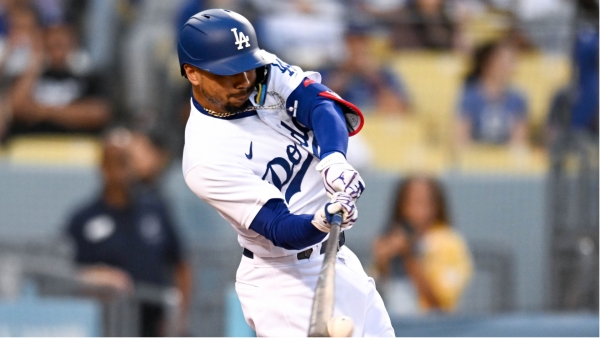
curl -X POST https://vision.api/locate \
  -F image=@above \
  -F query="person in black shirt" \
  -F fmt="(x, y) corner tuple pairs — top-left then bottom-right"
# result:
(129, 128), (193, 334)
(8, 23), (110, 136)
(66, 128), (191, 336)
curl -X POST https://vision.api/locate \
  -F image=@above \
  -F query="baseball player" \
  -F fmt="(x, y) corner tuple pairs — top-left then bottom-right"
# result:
(179, 9), (394, 337)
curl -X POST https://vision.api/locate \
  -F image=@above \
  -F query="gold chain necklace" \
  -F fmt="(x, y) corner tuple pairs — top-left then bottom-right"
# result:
(203, 92), (286, 118)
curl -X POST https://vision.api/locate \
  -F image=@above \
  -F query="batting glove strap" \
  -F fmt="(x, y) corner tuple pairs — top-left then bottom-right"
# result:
(311, 192), (358, 233)
(316, 153), (365, 200)
(315, 152), (347, 171)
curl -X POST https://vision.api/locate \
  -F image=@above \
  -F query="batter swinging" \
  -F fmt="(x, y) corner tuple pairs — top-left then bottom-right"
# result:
(179, 9), (394, 337)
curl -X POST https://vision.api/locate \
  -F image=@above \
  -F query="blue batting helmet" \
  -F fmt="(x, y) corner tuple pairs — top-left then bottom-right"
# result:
(177, 9), (273, 76)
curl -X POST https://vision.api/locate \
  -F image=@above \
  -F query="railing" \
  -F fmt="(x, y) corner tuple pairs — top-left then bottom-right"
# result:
(0, 241), (182, 336)
(547, 130), (599, 311)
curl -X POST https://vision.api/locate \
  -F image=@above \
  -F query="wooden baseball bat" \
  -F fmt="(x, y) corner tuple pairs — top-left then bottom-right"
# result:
(307, 212), (343, 337)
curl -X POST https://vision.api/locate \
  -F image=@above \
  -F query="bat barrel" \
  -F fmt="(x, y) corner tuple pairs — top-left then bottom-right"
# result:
(308, 212), (343, 337)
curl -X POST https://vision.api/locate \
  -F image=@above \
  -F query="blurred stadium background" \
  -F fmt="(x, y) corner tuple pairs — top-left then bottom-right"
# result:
(0, 0), (598, 336)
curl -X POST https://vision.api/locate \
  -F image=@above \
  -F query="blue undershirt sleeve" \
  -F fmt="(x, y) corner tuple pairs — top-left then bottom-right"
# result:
(249, 199), (327, 250)
(311, 99), (349, 160)
(285, 79), (350, 159)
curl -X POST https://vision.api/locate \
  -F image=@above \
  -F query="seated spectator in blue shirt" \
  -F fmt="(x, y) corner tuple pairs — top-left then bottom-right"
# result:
(320, 24), (410, 116)
(66, 128), (191, 337)
(456, 41), (529, 147)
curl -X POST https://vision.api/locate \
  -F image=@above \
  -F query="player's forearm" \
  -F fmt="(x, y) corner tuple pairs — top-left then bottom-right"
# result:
(249, 199), (327, 250)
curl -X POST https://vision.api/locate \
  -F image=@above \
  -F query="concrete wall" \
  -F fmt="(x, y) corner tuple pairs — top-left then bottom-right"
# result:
(0, 162), (550, 314)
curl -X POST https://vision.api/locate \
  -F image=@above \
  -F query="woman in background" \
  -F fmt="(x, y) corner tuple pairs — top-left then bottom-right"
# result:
(373, 176), (472, 315)
(456, 40), (529, 148)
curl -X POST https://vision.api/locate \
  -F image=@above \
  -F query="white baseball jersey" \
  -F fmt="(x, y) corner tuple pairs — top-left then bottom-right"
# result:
(183, 52), (395, 337)
(183, 52), (330, 258)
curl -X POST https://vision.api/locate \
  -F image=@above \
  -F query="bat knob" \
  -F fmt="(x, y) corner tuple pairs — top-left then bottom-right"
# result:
(327, 316), (354, 337)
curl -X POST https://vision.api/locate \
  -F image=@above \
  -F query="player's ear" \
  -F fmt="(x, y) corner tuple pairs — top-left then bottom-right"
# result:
(183, 64), (201, 86)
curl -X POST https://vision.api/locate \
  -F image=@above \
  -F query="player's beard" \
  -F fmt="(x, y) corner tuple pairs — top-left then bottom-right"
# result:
(201, 86), (252, 114)
(223, 99), (251, 114)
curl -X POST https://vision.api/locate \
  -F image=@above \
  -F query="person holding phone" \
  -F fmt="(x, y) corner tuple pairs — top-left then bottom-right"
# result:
(373, 176), (473, 315)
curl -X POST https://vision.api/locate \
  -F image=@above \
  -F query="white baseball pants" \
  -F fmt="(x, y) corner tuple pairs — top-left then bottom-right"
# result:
(235, 245), (395, 337)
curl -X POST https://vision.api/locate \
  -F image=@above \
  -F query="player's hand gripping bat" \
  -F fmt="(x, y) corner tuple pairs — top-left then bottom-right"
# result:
(308, 212), (354, 337)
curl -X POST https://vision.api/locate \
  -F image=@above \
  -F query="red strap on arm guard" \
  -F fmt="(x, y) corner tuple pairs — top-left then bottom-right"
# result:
(318, 91), (364, 136)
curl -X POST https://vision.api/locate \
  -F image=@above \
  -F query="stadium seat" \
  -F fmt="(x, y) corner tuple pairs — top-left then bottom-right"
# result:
(455, 145), (548, 174)
(465, 11), (514, 47)
(513, 53), (571, 127)
(5, 135), (102, 167)
(389, 51), (570, 166)
(360, 115), (450, 173)
(390, 51), (466, 145)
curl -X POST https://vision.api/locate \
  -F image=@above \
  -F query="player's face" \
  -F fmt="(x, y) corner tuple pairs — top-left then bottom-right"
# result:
(186, 65), (257, 114)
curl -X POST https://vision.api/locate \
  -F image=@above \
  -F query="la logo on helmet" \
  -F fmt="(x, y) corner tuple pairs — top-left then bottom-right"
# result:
(231, 28), (250, 50)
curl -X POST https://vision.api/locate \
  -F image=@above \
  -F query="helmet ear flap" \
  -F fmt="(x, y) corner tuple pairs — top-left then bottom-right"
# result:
(181, 65), (187, 78)
(255, 66), (267, 85)
(254, 65), (270, 105)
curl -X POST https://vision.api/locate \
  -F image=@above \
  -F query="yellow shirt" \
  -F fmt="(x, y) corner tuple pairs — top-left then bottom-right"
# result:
(418, 224), (473, 312)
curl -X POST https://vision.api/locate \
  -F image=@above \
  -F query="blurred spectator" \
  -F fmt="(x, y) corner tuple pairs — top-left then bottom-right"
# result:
(320, 25), (410, 115)
(0, 3), (43, 81)
(377, 0), (466, 51)
(0, 92), (8, 139)
(30, 0), (66, 26)
(455, 40), (528, 147)
(566, 24), (598, 135)
(80, 0), (120, 72)
(7, 23), (110, 137)
(513, 0), (575, 53)
(250, 0), (346, 69)
(373, 176), (472, 316)
(66, 128), (192, 336)
(121, 0), (186, 130)
(546, 26), (598, 143)
(130, 129), (171, 189)
(129, 129), (193, 335)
